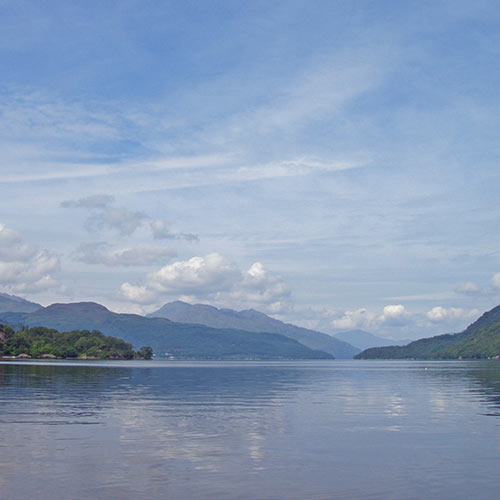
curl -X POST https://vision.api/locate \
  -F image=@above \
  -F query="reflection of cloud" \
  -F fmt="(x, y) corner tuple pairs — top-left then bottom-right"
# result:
(429, 395), (448, 415)
(248, 430), (265, 467)
(384, 394), (406, 418)
(5, 359), (500, 498)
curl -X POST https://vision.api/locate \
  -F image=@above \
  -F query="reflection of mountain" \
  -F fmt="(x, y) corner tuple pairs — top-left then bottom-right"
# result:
(419, 361), (500, 416)
(2, 360), (500, 500)
(465, 364), (500, 415)
(0, 302), (332, 360)
(0, 361), (318, 410)
(149, 301), (359, 358)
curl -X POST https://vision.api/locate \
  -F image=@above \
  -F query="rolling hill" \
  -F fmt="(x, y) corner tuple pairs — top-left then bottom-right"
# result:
(356, 304), (500, 360)
(148, 301), (360, 358)
(0, 302), (333, 360)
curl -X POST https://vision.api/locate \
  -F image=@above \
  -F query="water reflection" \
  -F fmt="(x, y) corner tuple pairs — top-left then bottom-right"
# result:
(0, 360), (500, 500)
(460, 362), (500, 416)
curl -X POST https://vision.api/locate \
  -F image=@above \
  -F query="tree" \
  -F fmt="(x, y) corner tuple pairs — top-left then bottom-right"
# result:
(137, 346), (153, 359)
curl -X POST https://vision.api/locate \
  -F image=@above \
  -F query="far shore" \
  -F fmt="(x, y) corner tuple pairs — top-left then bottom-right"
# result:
(0, 355), (151, 361)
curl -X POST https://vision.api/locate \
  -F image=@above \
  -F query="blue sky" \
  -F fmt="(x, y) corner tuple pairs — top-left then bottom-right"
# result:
(2, 0), (500, 339)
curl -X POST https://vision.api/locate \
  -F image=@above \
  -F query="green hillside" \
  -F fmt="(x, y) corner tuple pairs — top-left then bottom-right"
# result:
(0, 302), (333, 360)
(356, 305), (500, 360)
(0, 323), (152, 360)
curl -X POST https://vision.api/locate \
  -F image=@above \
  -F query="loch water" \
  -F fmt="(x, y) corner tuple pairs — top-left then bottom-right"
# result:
(0, 360), (499, 500)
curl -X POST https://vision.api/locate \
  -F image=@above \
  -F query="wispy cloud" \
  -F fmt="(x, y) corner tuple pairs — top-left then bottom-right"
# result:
(0, 46), (380, 189)
(61, 194), (114, 209)
(75, 242), (176, 267)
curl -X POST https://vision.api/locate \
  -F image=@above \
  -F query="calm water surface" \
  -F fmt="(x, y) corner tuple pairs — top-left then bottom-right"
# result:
(1, 360), (499, 499)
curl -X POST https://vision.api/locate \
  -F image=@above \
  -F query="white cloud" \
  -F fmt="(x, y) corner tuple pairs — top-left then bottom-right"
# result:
(492, 272), (500, 289)
(330, 302), (482, 340)
(120, 282), (157, 304)
(75, 242), (176, 267)
(331, 308), (376, 330)
(0, 224), (60, 293)
(148, 253), (240, 295)
(426, 306), (479, 323)
(0, 224), (37, 262)
(120, 254), (291, 311)
(229, 262), (291, 310)
(331, 305), (411, 330)
(378, 304), (411, 327)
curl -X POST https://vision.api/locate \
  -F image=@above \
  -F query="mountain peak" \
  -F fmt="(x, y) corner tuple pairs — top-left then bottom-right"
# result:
(0, 293), (42, 313)
(44, 302), (110, 314)
(148, 301), (360, 358)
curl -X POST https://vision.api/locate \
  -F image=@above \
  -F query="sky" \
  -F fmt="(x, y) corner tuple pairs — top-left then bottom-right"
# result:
(1, 0), (500, 340)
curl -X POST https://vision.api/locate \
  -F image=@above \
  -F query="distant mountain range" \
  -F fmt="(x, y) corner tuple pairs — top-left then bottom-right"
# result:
(148, 301), (360, 359)
(332, 329), (399, 351)
(0, 293), (42, 313)
(356, 305), (500, 359)
(0, 301), (333, 360)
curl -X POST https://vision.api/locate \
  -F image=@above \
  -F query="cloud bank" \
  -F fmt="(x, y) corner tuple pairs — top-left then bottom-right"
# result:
(120, 253), (291, 311)
(330, 303), (480, 338)
(0, 224), (60, 293)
